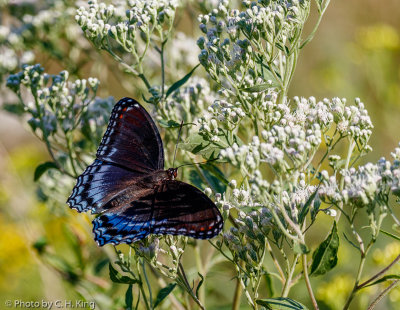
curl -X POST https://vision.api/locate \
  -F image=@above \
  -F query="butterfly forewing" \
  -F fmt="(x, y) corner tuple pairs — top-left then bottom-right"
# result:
(96, 97), (164, 172)
(67, 160), (143, 213)
(68, 98), (164, 213)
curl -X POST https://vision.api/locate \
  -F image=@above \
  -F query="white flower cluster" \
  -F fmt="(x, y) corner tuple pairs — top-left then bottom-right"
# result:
(197, 99), (246, 141)
(158, 76), (217, 124)
(0, 25), (34, 79)
(221, 122), (321, 175)
(7, 64), (100, 138)
(134, 235), (187, 279)
(217, 181), (273, 274)
(319, 145), (400, 216)
(168, 32), (199, 71)
(76, 0), (180, 66)
(197, 0), (309, 89)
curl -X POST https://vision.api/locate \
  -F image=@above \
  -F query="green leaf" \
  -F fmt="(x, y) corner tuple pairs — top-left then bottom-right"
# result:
(264, 272), (275, 297)
(363, 275), (400, 288)
(158, 119), (182, 128)
(298, 189), (318, 224)
(125, 284), (133, 310)
(3, 102), (25, 115)
(293, 242), (309, 254)
(34, 162), (58, 181)
(142, 94), (152, 104)
(94, 258), (109, 274)
(310, 222), (339, 276)
(154, 283), (176, 308)
(200, 163), (228, 193)
(109, 263), (138, 285)
(180, 132), (241, 160)
(196, 273), (204, 299)
(165, 64), (200, 98)
(256, 297), (309, 309)
(32, 236), (48, 254)
(311, 195), (321, 222)
(380, 229), (400, 241)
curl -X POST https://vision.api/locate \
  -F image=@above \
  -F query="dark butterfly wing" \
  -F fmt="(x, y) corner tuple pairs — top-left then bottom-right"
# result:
(151, 181), (224, 239)
(93, 191), (155, 245)
(96, 97), (164, 172)
(68, 97), (164, 213)
(67, 159), (143, 213)
(92, 180), (223, 246)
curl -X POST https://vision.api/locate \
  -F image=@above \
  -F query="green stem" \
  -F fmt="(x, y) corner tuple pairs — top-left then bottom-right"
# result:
(65, 132), (78, 177)
(177, 262), (205, 310)
(300, 0), (331, 49)
(142, 260), (153, 310)
(281, 254), (300, 297)
(358, 254), (400, 290)
(138, 73), (152, 90)
(232, 275), (243, 310)
(302, 254), (319, 310)
(266, 239), (285, 285)
(194, 244), (206, 305)
(160, 41), (166, 99)
(367, 280), (400, 310)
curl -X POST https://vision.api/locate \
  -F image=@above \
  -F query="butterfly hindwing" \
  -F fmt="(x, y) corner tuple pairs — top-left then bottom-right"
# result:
(96, 97), (164, 172)
(93, 191), (155, 246)
(92, 179), (223, 246)
(151, 180), (223, 239)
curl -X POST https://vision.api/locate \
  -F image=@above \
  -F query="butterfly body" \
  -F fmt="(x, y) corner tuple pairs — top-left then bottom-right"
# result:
(67, 98), (223, 246)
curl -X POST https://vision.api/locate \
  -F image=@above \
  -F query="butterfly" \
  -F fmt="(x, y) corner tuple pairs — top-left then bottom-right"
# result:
(67, 97), (223, 246)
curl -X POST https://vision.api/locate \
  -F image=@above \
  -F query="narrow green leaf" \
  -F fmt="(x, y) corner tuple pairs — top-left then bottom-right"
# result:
(34, 162), (58, 181)
(298, 189), (318, 224)
(125, 284), (133, 310)
(94, 258), (109, 274)
(199, 163), (228, 193)
(109, 263), (138, 284)
(264, 272), (275, 297)
(166, 64), (200, 98)
(142, 94), (152, 104)
(311, 195), (321, 222)
(201, 163), (228, 185)
(310, 222), (339, 276)
(293, 242), (309, 254)
(256, 297), (309, 309)
(158, 119), (181, 128)
(275, 42), (285, 52)
(380, 229), (400, 241)
(3, 102), (25, 115)
(154, 283), (176, 308)
(196, 273), (204, 299)
(363, 275), (400, 288)
(180, 132), (242, 160)
(180, 133), (224, 160)
(134, 290), (141, 310)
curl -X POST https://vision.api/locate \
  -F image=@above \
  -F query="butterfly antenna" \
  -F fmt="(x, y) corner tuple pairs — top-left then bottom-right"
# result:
(172, 120), (184, 168)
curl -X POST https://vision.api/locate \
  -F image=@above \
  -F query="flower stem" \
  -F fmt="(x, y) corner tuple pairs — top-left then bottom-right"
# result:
(367, 279), (400, 310)
(302, 254), (319, 310)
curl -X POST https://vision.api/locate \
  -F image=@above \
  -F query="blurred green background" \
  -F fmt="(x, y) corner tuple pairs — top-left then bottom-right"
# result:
(0, 0), (399, 309)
